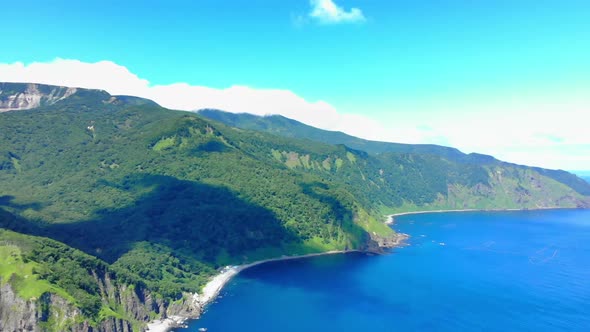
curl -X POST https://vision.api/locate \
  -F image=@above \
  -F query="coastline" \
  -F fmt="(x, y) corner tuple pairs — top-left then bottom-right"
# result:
(385, 208), (482, 225)
(145, 250), (358, 332)
(385, 206), (568, 225)
(146, 206), (572, 331)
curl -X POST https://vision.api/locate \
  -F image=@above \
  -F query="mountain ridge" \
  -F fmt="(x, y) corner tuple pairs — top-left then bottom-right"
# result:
(0, 82), (158, 112)
(197, 108), (590, 196)
(197, 108), (469, 159)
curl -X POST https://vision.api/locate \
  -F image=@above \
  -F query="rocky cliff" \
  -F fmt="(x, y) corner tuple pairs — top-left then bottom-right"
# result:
(0, 83), (78, 112)
(0, 281), (89, 332)
(1, 282), (39, 331)
(0, 268), (199, 332)
(0, 83), (157, 112)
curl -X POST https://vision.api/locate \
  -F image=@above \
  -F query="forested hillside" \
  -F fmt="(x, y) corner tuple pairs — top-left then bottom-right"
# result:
(197, 109), (466, 158)
(1, 83), (588, 331)
(198, 109), (590, 198)
(197, 109), (590, 213)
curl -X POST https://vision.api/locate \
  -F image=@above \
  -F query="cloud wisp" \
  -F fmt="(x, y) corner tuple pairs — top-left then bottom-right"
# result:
(309, 0), (365, 24)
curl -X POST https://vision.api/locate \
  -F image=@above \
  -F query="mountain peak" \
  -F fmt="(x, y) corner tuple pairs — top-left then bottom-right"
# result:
(0, 82), (159, 112)
(0, 82), (80, 111)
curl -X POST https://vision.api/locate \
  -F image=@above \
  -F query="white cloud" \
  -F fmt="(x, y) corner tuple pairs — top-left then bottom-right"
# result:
(0, 59), (149, 95)
(380, 98), (590, 170)
(1, 58), (588, 170)
(309, 0), (365, 24)
(0, 58), (388, 140)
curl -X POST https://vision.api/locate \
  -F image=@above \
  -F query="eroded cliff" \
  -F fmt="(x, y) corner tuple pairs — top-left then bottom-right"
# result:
(0, 83), (78, 112)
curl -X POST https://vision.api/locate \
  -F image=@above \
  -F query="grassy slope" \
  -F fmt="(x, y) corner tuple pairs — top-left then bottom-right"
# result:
(0, 245), (70, 301)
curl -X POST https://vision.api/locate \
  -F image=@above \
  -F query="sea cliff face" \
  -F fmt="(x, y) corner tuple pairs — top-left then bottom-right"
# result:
(1, 282), (39, 331)
(0, 281), (90, 331)
(0, 269), (199, 332)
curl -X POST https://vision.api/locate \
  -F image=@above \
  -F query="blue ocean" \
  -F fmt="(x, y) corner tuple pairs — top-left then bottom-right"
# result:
(179, 210), (590, 331)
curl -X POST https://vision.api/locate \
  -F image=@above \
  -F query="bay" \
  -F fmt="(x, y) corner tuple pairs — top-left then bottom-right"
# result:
(179, 209), (590, 331)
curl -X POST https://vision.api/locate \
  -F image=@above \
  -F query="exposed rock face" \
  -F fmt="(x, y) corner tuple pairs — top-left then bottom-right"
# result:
(0, 282), (87, 332)
(0, 83), (78, 111)
(0, 83), (159, 112)
(364, 232), (409, 253)
(0, 282), (39, 331)
(0, 269), (196, 332)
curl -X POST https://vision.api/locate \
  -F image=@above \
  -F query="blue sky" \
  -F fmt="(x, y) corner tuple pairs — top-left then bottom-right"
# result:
(2, 0), (589, 169)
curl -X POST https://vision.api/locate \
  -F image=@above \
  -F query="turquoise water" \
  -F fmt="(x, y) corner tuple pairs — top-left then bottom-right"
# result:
(179, 210), (590, 331)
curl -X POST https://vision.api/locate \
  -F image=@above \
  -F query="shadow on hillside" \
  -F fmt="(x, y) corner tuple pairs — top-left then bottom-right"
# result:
(0, 195), (44, 211)
(299, 181), (349, 223)
(298, 181), (369, 250)
(0, 174), (297, 264)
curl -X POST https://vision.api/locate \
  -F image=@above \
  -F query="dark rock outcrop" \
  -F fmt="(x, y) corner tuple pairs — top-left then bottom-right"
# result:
(363, 232), (408, 253)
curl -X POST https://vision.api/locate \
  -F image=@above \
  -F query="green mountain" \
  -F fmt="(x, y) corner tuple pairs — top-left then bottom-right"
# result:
(197, 109), (590, 197)
(197, 108), (468, 159)
(1, 84), (589, 331)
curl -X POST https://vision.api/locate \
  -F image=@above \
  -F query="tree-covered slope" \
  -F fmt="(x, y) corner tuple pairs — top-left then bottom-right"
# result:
(1, 83), (589, 330)
(197, 109), (590, 198)
(197, 108), (467, 159)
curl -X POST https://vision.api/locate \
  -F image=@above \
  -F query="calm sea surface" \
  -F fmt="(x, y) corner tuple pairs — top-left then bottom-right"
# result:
(179, 210), (590, 331)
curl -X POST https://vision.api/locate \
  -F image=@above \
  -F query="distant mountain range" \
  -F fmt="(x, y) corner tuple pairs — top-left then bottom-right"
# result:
(1, 83), (589, 331)
(197, 109), (473, 159)
(197, 109), (590, 196)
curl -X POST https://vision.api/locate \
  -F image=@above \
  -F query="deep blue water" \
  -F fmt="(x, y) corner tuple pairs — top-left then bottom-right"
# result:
(179, 210), (590, 331)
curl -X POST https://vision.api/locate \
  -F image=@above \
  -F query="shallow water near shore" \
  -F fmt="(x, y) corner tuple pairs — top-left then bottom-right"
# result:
(177, 209), (590, 331)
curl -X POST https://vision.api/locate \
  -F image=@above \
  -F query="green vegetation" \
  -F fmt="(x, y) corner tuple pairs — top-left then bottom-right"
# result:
(1, 84), (589, 329)
(0, 244), (68, 300)
(0, 229), (123, 324)
(197, 109), (468, 158)
(199, 109), (590, 197)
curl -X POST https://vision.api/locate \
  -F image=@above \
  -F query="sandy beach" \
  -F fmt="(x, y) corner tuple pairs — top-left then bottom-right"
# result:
(385, 209), (482, 224)
(385, 206), (570, 225)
